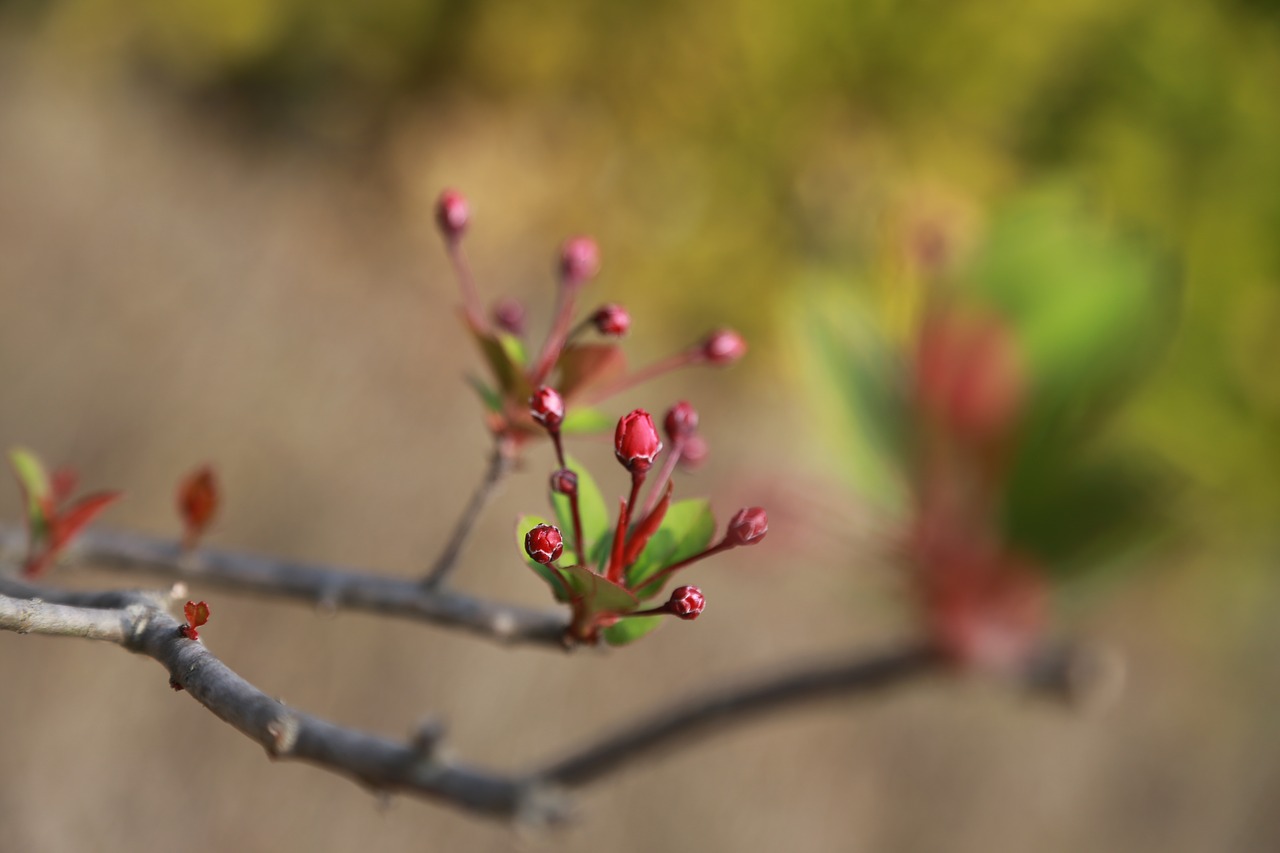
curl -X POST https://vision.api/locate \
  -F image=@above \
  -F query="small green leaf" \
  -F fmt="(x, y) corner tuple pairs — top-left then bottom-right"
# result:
(626, 498), (716, 599)
(466, 376), (504, 413)
(561, 407), (613, 434)
(604, 616), (663, 646)
(515, 515), (573, 602)
(550, 455), (610, 559)
(560, 564), (639, 616)
(9, 447), (51, 531)
(496, 333), (527, 368)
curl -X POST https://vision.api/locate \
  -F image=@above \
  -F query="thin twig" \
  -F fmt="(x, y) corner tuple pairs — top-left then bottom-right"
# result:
(421, 446), (513, 589)
(532, 643), (941, 787)
(0, 524), (567, 647)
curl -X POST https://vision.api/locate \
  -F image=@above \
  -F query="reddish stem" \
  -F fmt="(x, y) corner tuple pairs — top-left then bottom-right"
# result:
(582, 349), (698, 404)
(531, 286), (580, 386)
(639, 537), (735, 591)
(640, 439), (683, 519)
(607, 472), (646, 583)
(446, 240), (486, 333)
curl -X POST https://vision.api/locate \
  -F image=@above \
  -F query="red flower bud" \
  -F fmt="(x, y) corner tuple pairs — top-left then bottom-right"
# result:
(667, 585), (705, 620)
(663, 401), (699, 443)
(614, 409), (663, 473)
(492, 297), (526, 336)
(679, 435), (709, 470)
(524, 524), (564, 564)
(726, 506), (768, 546)
(590, 303), (631, 337)
(530, 386), (566, 431)
(434, 189), (469, 240)
(699, 329), (747, 365)
(550, 468), (578, 496)
(559, 236), (600, 286)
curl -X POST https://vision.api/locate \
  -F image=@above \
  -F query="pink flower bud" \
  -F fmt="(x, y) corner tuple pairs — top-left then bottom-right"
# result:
(434, 189), (469, 240)
(559, 236), (600, 286)
(590, 303), (631, 337)
(678, 435), (709, 470)
(524, 524), (564, 564)
(614, 409), (663, 473)
(726, 506), (768, 546)
(667, 585), (705, 620)
(550, 468), (578, 496)
(492, 297), (526, 336)
(663, 401), (699, 443)
(530, 386), (566, 431)
(700, 329), (747, 365)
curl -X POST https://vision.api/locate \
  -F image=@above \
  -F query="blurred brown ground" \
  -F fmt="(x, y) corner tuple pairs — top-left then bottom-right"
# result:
(1, 49), (1278, 853)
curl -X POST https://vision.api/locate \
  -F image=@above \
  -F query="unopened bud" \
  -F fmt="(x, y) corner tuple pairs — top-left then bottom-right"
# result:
(524, 524), (564, 564)
(434, 189), (469, 240)
(492, 297), (526, 336)
(530, 386), (566, 431)
(667, 585), (705, 620)
(559, 236), (600, 286)
(550, 468), (578, 496)
(663, 401), (700, 443)
(699, 329), (747, 365)
(590, 303), (631, 337)
(614, 409), (663, 474)
(726, 506), (768, 546)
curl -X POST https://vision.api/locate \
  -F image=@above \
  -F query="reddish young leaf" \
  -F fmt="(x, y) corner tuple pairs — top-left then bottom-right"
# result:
(178, 465), (220, 547)
(50, 467), (79, 505)
(623, 481), (673, 568)
(182, 600), (211, 640)
(556, 343), (627, 399)
(47, 491), (122, 554)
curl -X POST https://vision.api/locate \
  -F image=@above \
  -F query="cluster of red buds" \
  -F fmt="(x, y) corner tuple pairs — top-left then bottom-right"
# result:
(433, 189), (747, 456)
(519, 392), (767, 645)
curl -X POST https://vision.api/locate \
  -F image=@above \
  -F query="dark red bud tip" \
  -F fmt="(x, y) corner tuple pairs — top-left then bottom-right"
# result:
(492, 297), (527, 336)
(550, 468), (578, 496)
(700, 329), (747, 365)
(530, 386), (566, 431)
(663, 401), (700, 443)
(525, 524), (564, 564)
(591, 303), (631, 337)
(727, 506), (768, 546)
(614, 409), (664, 473)
(435, 189), (470, 240)
(667, 585), (705, 620)
(559, 236), (600, 286)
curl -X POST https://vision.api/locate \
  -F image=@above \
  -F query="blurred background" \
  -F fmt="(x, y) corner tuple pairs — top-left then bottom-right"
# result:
(1, 1), (1279, 850)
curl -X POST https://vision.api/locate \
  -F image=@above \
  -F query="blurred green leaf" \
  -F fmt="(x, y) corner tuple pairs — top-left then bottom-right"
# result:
(9, 447), (51, 534)
(603, 615), (663, 646)
(561, 407), (613, 434)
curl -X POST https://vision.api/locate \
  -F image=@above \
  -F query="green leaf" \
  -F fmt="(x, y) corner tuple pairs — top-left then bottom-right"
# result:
(561, 407), (613, 434)
(560, 564), (639, 616)
(550, 455), (610, 560)
(9, 447), (51, 533)
(496, 332), (527, 369)
(515, 515), (573, 602)
(787, 286), (909, 513)
(626, 498), (716, 599)
(466, 376), (504, 414)
(603, 615), (663, 646)
(468, 327), (532, 400)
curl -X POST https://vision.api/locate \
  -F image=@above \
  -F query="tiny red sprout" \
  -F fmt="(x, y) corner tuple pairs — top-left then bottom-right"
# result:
(559, 236), (600, 286)
(530, 386), (566, 431)
(180, 600), (210, 641)
(492, 297), (527, 336)
(679, 435), (709, 470)
(550, 468), (578, 496)
(435, 189), (470, 240)
(590, 303), (631, 337)
(525, 524), (564, 564)
(663, 401), (700, 443)
(726, 506), (768, 546)
(667, 585), (706, 620)
(177, 465), (219, 548)
(699, 329), (747, 365)
(615, 409), (663, 474)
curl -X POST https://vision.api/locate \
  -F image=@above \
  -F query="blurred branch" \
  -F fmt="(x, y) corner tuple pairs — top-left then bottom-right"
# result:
(534, 643), (941, 787)
(0, 524), (568, 647)
(421, 445), (513, 589)
(0, 577), (1102, 821)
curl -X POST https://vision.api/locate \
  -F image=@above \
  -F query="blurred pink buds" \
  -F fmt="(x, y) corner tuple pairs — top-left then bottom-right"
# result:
(591, 303), (631, 337)
(559, 236), (600, 287)
(434, 189), (469, 241)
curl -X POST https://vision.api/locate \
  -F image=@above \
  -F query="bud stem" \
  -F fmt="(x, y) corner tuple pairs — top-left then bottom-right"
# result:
(607, 472), (646, 583)
(446, 241), (486, 333)
(640, 439), (683, 519)
(583, 350), (697, 404)
(639, 537), (735, 591)
(531, 287), (579, 386)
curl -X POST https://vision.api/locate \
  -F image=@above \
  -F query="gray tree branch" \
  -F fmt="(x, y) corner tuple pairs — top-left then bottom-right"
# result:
(0, 524), (568, 647)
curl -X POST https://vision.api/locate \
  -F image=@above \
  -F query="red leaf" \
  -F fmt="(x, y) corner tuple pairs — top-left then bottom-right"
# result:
(47, 491), (122, 553)
(50, 467), (79, 505)
(183, 600), (210, 640)
(177, 465), (219, 546)
(556, 343), (627, 399)
(623, 481), (673, 568)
